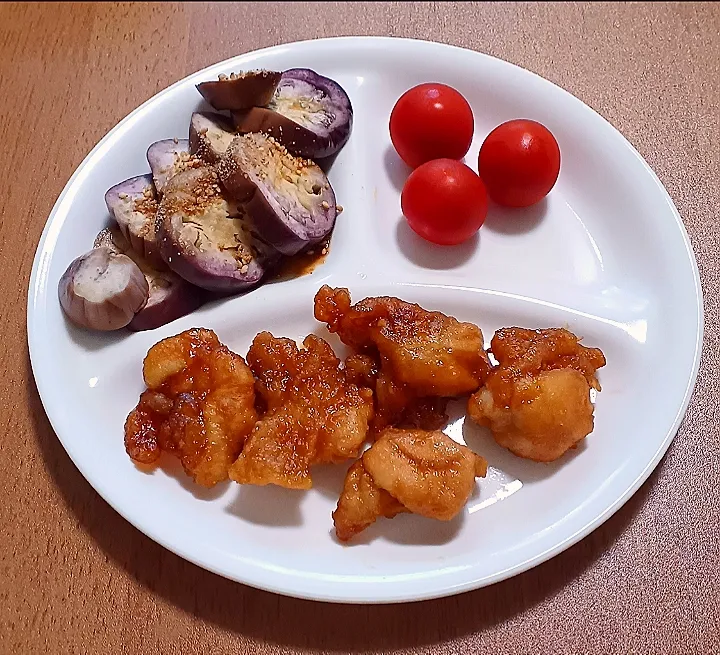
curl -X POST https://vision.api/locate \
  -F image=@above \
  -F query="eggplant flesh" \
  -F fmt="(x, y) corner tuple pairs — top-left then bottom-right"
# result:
(156, 166), (276, 292)
(233, 68), (353, 159)
(58, 246), (149, 331)
(218, 133), (336, 256)
(146, 139), (197, 195)
(104, 174), (166, 270)
(94, 226), (204, 331)
(189, 112), (235, 164)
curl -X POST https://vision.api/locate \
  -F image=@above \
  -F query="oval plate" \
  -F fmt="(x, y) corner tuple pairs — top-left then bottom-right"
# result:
(28, 37), (702, 603)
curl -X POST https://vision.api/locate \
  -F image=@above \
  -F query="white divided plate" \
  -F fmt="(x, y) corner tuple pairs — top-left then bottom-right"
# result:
(28, 37), (702, 603)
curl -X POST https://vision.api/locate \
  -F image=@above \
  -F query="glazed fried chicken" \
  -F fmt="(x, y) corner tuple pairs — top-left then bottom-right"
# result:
(333, 428), (487, 541)
(344, 353), (450, 430)
(315, 286), (491, 429)
(333, 460), (407, 542)
(467, 327), (606, 462)
(229, 332), (374, 489)
(124, 328), (257, 487)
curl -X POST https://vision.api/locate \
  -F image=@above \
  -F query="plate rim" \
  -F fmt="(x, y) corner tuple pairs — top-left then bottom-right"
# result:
(27, 35), (704, 604)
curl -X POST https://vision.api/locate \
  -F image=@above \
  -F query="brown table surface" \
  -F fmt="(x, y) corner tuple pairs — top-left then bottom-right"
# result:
(2, 2), (719, 653)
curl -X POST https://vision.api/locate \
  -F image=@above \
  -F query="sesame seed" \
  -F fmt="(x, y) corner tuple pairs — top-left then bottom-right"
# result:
(321, 201), (329, 210)
(173, 137), (179, 144)
(336, 204), (344, 213)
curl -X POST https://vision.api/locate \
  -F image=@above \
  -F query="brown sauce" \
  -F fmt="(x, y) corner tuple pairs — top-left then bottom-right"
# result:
(270, 243), (329, 282)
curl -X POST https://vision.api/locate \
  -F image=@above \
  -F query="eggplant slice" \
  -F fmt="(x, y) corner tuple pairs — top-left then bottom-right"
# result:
(232, 68), (353, 159)
(146, 139), (201, 195)
(94, 226), (204, 331)
(189, 112), (235, 164)
(217, 133), (336, 256)
(58, 246), (149, 331)
(196, 70), (282, 111)
(156, 165), (276, 292)
(105, 174), (166, 269)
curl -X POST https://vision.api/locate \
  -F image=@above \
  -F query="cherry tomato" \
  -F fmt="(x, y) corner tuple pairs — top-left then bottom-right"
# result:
(478, 119), (561, 207)
(401, 159), (488, 245)
(390, 83), (474, 169)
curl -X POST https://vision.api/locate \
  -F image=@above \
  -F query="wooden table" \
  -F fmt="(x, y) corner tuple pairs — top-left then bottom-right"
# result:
(2, 2), (719, 653)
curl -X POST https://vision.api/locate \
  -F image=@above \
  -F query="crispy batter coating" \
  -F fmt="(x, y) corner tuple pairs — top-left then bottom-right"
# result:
(365, 428), (487, 519)
(345, 353), (448, 430)
(333, 428), (487, 541)
(124, 328), (257, 487)
(333, 460), (407, 542)
(489, 327), (605, 396)
(343, 353), (379, 389)
(315, 286), (491, 395)
(375, 369), (450, 431)
(229, 332), (374, 489)
(468, 327), (607, 462)
(316, 286), (489, 429)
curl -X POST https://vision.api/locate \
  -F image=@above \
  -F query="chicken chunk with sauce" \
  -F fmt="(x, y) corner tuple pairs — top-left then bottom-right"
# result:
(229, 332), (374, 490)
(467, 327), (606, 462)
(333, 428), (487, 541)
(124, 328), (258, 487)
(315, 286), (491, 429)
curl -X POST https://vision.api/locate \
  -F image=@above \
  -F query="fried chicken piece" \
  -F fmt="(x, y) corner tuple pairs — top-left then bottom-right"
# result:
(489, 327), (605, 394)
(365, 428), (487, 519)
(315, 286), (491, 396)
(229, 332), (374, 489)
(374, 369), (450, 431)
(344, 352), (447, 432)
(333, 428), (487, 541)
(345, 353), (448, 430)
(316, 286), (489, 430)
(397, 397), (450, 431)
(343, 353), (379, 389)
(333, 460), (407, 542)
(124, 328), (257, 487)
(467, 327), (607, 462)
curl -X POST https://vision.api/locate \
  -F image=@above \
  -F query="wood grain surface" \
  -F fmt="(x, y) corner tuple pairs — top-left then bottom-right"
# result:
(2, 2), (719, 653)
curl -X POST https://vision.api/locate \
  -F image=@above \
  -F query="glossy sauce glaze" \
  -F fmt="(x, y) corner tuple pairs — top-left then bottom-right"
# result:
(486, 327), (606, 407)
(270, 242), (329, 281)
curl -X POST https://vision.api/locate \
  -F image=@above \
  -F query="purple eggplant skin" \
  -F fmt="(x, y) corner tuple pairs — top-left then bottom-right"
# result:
(127, 280), (205, 331)
(58, 247), (149, 331)
(156, 166), (276, 293)
(232, 68), (353, 159)
(189, 112), (235, 164)
(196, 70), (282, 111)
(146, 139), (192, 194)
(217, 133), (336, 257)
(95, 226), (204, 331)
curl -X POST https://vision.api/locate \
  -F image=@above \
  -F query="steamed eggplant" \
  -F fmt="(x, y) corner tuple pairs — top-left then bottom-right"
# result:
(94, 226), (203, 331)
(156, 165), (276, 292)
(58, 247), (149, 331)
(196, 70), (282, 111)
(146, 139), (198, 194)
(189, 112), (235, 164)
(217, 133), (336, 256)
(232, 68), (353, 159)
(105, 174), (165, 269)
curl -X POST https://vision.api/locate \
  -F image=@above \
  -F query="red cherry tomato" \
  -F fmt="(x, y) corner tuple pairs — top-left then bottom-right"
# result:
(478, 119), (561, 207)
(390, 83), (474, 169)
(401, 159), (488, 245)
